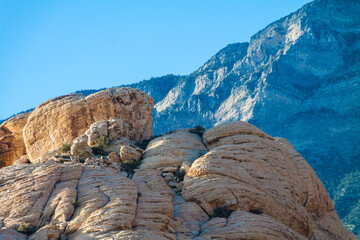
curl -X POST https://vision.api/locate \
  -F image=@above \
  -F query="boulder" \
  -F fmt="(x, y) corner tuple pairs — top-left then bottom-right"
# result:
(107, 152), (121, 164)
(0, 112), (31, 167)
(182, 121), (355, 239)
(23, 87), (154, 161)
(71, 135), (92, 159)
(84, 120), (108, 146)
(120, 145), (143, 162)
(140, 130), (207, 172)
(84, 119), (132, 147)
(104, 138), (131, 154)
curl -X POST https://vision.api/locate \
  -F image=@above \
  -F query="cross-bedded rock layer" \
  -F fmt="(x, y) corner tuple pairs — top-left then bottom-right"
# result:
(0, 121), (355, 239)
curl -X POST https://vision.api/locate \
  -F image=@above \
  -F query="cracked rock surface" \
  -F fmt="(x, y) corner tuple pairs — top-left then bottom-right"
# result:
(0, 121), (356, 239)
(22, 87), (154, 161)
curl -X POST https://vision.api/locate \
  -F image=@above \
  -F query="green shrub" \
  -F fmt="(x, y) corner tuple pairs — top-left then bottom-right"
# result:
(212, 206), (233, 218)
(91, 136), (110, 156)
(17, 223), (37, 236)
(94, 136), (110, 148)
(189, 125), (206, 137)
(72, 200), (80, 207)
(121, 159), (141, 175)
(59, 143), (71, 154)
(91, 145), (106, 156)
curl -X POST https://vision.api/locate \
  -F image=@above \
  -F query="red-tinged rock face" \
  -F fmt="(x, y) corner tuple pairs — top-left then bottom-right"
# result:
(22, 87), (154, 161)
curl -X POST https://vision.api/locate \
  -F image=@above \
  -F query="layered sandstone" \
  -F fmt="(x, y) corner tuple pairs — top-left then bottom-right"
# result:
(182, 121), (355, 239)
(140, 130), (207, 172)
(0, 112), (31, 167)
(22, 87), (153, 161)
(0, 120), (355, 239)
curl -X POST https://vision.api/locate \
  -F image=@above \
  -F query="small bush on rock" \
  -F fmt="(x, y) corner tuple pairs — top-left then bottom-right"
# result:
(94, 136), (110, 148)
(121, 159), (141, 175)
(91, 145), (106, 156)
(72, 200), (80, 207)
(17, 223), (36, 236)
(91, 136), (110, 156)
(59, 143), (71, 154)
(189, 125), (206, 137)
(212, 206), (233, 218)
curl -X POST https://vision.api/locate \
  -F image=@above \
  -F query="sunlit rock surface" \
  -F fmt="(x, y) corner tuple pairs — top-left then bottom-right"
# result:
(0, 121), (355, 239)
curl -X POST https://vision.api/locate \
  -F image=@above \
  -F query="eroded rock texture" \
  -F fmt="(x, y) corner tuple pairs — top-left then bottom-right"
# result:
(182, 121), (355, 239)
(140, 130), (207, 172)
(22, 87), (153, 161)
(0, 112), (30, 167)
(0, 121), (355, 240)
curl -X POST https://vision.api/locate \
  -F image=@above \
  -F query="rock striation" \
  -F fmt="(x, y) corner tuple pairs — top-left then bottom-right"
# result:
(183, 121), (354, 239)
(0, 120), (355, 240)
(0, 87), (153, 167)
(140, 129), (207, 172)
(19, 87), (153, 161)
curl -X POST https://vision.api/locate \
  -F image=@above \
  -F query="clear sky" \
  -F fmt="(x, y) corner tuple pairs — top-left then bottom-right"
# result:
(0, 0), (311, 120)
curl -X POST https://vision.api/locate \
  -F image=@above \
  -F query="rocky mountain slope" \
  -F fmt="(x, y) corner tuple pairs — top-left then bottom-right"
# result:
(0, 87), (356, 239)
(110, 0), (359, 235)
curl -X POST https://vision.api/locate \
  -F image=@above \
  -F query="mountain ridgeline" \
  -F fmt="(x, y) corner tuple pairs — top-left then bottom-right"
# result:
(108, 0), (360, 235)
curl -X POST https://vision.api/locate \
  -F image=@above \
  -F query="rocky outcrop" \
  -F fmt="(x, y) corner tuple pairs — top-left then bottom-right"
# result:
(70, 135), (93, 159)
(22, 87), (153, 161)
(0, 112), (31, 167)
(0, 120), (355, 240)
(182, 121), (355, 239)
(140, 130), (207, 172)
(101, 0), (358, 234)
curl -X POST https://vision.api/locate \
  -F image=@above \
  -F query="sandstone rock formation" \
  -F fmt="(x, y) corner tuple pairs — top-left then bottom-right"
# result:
(182, 121), (355, 239)
(140, 130), (207, 172)
(0, 120), (355, 240)
(21, 87), (153, 161)
(120, 144), (143, 163)
(0, 112), (31, 167)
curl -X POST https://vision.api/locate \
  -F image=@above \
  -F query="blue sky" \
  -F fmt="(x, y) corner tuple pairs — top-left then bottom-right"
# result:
(0, 0), (311, 120)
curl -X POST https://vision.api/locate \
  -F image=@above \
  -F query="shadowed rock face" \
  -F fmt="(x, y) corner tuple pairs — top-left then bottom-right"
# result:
(22, 87), (154, 161)
(0, 112), (31, 167)
(0, 121), (355, 240)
